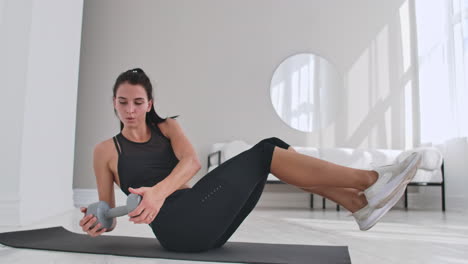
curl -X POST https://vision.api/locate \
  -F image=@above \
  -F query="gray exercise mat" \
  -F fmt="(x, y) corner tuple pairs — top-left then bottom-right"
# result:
(0, 226), (351, 264)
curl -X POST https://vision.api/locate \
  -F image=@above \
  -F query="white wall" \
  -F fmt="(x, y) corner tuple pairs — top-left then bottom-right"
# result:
(74, 0), (465, 211)
(0, 0), (84, 226)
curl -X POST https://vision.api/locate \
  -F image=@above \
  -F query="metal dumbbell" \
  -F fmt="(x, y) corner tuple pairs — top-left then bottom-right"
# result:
(86, 193), (142, 229)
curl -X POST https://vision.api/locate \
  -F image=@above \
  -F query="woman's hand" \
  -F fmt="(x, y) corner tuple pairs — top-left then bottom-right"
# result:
(79, 207), (107, 237)
(127, 186), (166, 224)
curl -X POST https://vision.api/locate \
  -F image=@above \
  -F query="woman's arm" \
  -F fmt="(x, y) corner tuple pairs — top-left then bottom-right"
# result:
(153, 118), (201, 197)
(93, 141), (117, 232)
(156, 158), (200, 197)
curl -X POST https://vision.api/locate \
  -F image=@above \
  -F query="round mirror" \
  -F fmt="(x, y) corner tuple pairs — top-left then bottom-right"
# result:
(270, 53), (343, 133)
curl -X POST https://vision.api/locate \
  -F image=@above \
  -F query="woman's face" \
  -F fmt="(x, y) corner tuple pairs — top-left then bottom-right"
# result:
(113, 82), (152, 128)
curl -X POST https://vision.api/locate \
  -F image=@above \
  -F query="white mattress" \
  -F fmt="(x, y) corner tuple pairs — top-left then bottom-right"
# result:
(207, 141), (444, 183)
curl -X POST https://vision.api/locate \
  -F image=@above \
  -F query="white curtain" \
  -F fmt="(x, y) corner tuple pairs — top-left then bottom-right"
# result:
(415, 0), (468, 145)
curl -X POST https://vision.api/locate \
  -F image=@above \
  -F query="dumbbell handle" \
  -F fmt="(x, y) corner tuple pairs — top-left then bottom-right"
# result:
(106, 206), (130, 218)
(85, 193), (142, 230)
(105, 193), (142, 218)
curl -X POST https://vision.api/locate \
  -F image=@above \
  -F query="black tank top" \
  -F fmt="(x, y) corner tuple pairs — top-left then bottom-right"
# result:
(112, 123), (179, 196)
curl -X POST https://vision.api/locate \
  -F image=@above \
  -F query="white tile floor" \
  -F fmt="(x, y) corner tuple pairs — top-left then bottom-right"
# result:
(1, 206), (467, 264)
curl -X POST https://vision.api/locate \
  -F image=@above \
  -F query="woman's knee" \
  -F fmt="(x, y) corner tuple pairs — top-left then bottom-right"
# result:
(256, 137), (278, 146)
(257, 137), (290, 150)
(253, 138), (274, 151)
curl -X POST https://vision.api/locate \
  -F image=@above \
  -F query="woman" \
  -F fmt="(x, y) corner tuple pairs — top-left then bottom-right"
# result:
(79, 68), (421, 253)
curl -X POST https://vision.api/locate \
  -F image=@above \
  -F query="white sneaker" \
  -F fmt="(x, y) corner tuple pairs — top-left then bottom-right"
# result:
(361, 152), (422, 209)
(351, 179), (410, 231)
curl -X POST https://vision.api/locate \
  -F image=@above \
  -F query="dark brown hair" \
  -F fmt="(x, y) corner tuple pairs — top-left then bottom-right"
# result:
(112, 68), (178, 131)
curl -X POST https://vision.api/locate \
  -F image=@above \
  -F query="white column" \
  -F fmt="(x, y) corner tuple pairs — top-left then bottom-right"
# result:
(0, 0), (84, 226)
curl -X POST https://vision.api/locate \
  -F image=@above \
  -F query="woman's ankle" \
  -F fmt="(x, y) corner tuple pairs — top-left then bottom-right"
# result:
(361, 170), (378, 190)
(352, 170), (378, 191)
(349, 190), (369, 213)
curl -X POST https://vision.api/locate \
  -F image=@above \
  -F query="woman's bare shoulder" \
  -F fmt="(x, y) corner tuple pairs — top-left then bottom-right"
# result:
(94, 138), (118, 162)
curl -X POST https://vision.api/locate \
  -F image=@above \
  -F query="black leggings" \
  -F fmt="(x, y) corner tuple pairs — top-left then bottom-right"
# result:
(149, 137), (290, 253)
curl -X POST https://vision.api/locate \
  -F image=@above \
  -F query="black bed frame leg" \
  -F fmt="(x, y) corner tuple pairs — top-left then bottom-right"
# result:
(441, 162), (446, 211)
(404, 187), (408, 210)
(442, 183), (446, 211)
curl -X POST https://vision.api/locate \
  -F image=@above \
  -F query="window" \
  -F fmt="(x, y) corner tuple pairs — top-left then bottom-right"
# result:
(415, 0), (468, 145)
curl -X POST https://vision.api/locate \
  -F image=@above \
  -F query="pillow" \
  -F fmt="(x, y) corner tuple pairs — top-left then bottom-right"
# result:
(396, 147), (443, 171)
(221, 140), (251, 162)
